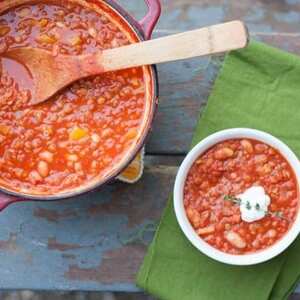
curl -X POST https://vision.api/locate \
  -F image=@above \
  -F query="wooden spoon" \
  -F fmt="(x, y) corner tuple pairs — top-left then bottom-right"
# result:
(3, 21), (248, 105)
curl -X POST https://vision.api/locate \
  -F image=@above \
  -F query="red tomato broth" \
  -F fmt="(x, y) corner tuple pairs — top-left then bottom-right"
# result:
(184, 139), (299, 254)
(0, 1), (153, 195)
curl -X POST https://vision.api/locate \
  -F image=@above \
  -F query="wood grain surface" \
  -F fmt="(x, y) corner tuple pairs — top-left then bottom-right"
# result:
(1, 0), (300, 293)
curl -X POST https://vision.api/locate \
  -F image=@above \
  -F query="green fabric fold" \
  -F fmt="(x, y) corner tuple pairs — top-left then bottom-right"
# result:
(137, 41), (300, 300)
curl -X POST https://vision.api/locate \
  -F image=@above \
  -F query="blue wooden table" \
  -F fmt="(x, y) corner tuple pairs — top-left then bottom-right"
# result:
(1, 0), (300, 293)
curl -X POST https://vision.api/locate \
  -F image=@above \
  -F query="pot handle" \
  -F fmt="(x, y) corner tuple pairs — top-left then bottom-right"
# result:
(139, 0), (161, 39)
(0, 194), (21, 211)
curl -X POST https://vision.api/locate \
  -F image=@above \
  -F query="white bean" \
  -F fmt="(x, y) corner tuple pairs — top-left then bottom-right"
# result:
(225, 231), (246, 249)
(67, 154), (78, 162)
(39, 151), (54, 163)
(214, 147), (234, 160)
(88, 27), (97, 38)
(28, 170), (42, 184)
(37, 161), (49, 177)
(266, 229), (277, 238)
(197, 225), (215, 236)
(241, 139), (253, 153)
(91, 133), (100, 143)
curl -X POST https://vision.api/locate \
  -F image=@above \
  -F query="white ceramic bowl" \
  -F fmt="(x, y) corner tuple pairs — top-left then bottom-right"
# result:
(174, 128), (300, 265)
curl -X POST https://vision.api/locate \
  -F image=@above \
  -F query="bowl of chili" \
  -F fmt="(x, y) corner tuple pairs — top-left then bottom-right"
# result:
(174, 128), (300, 265)
(0, 0), (161, 207)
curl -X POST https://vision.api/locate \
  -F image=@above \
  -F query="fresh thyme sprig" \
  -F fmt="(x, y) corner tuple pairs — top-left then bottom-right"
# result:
(224, 195), (241, 205)
(224, 195), (286, 220)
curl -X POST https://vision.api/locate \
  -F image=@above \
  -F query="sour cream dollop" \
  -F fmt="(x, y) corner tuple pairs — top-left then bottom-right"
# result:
(238, 186), (270, 223)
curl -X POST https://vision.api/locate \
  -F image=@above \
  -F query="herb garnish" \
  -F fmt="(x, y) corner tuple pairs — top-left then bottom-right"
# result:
(224, 195), (287, 220)
(246, 201), (251, 210)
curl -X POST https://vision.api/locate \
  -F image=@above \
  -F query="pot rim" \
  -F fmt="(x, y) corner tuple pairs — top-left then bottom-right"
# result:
(0, 0), (159, 201)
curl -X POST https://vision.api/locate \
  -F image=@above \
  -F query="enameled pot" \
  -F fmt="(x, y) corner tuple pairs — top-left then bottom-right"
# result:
(0, 0), (161, 208)
(174, 129), (300, 265)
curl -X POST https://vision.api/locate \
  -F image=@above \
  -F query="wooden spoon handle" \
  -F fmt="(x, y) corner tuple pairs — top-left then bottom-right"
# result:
(100, 21), (248, 72)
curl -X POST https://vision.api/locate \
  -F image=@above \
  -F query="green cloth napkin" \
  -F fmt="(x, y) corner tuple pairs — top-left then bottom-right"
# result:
(137, 41), (300, 300)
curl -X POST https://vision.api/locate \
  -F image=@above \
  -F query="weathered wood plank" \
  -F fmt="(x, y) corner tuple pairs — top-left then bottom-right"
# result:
(290, 293), (300, 300)
(1, 0), (300, 294)
(117, 0), (300, 155)
(0, 156), (179, 291)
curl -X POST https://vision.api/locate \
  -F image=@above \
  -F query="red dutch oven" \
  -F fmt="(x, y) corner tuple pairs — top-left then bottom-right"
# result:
(0, 0), (161, 209)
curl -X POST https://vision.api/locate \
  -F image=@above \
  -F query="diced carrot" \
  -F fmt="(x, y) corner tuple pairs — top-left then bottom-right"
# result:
(69, 127), (88, 141)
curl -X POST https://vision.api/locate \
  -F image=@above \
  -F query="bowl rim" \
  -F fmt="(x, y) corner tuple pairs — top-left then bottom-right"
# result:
(174, 128), (300, 265)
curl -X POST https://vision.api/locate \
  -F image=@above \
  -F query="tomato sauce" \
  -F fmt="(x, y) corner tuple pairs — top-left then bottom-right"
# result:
(184, 139), (299, 254)
(0, 2), (149, 195)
